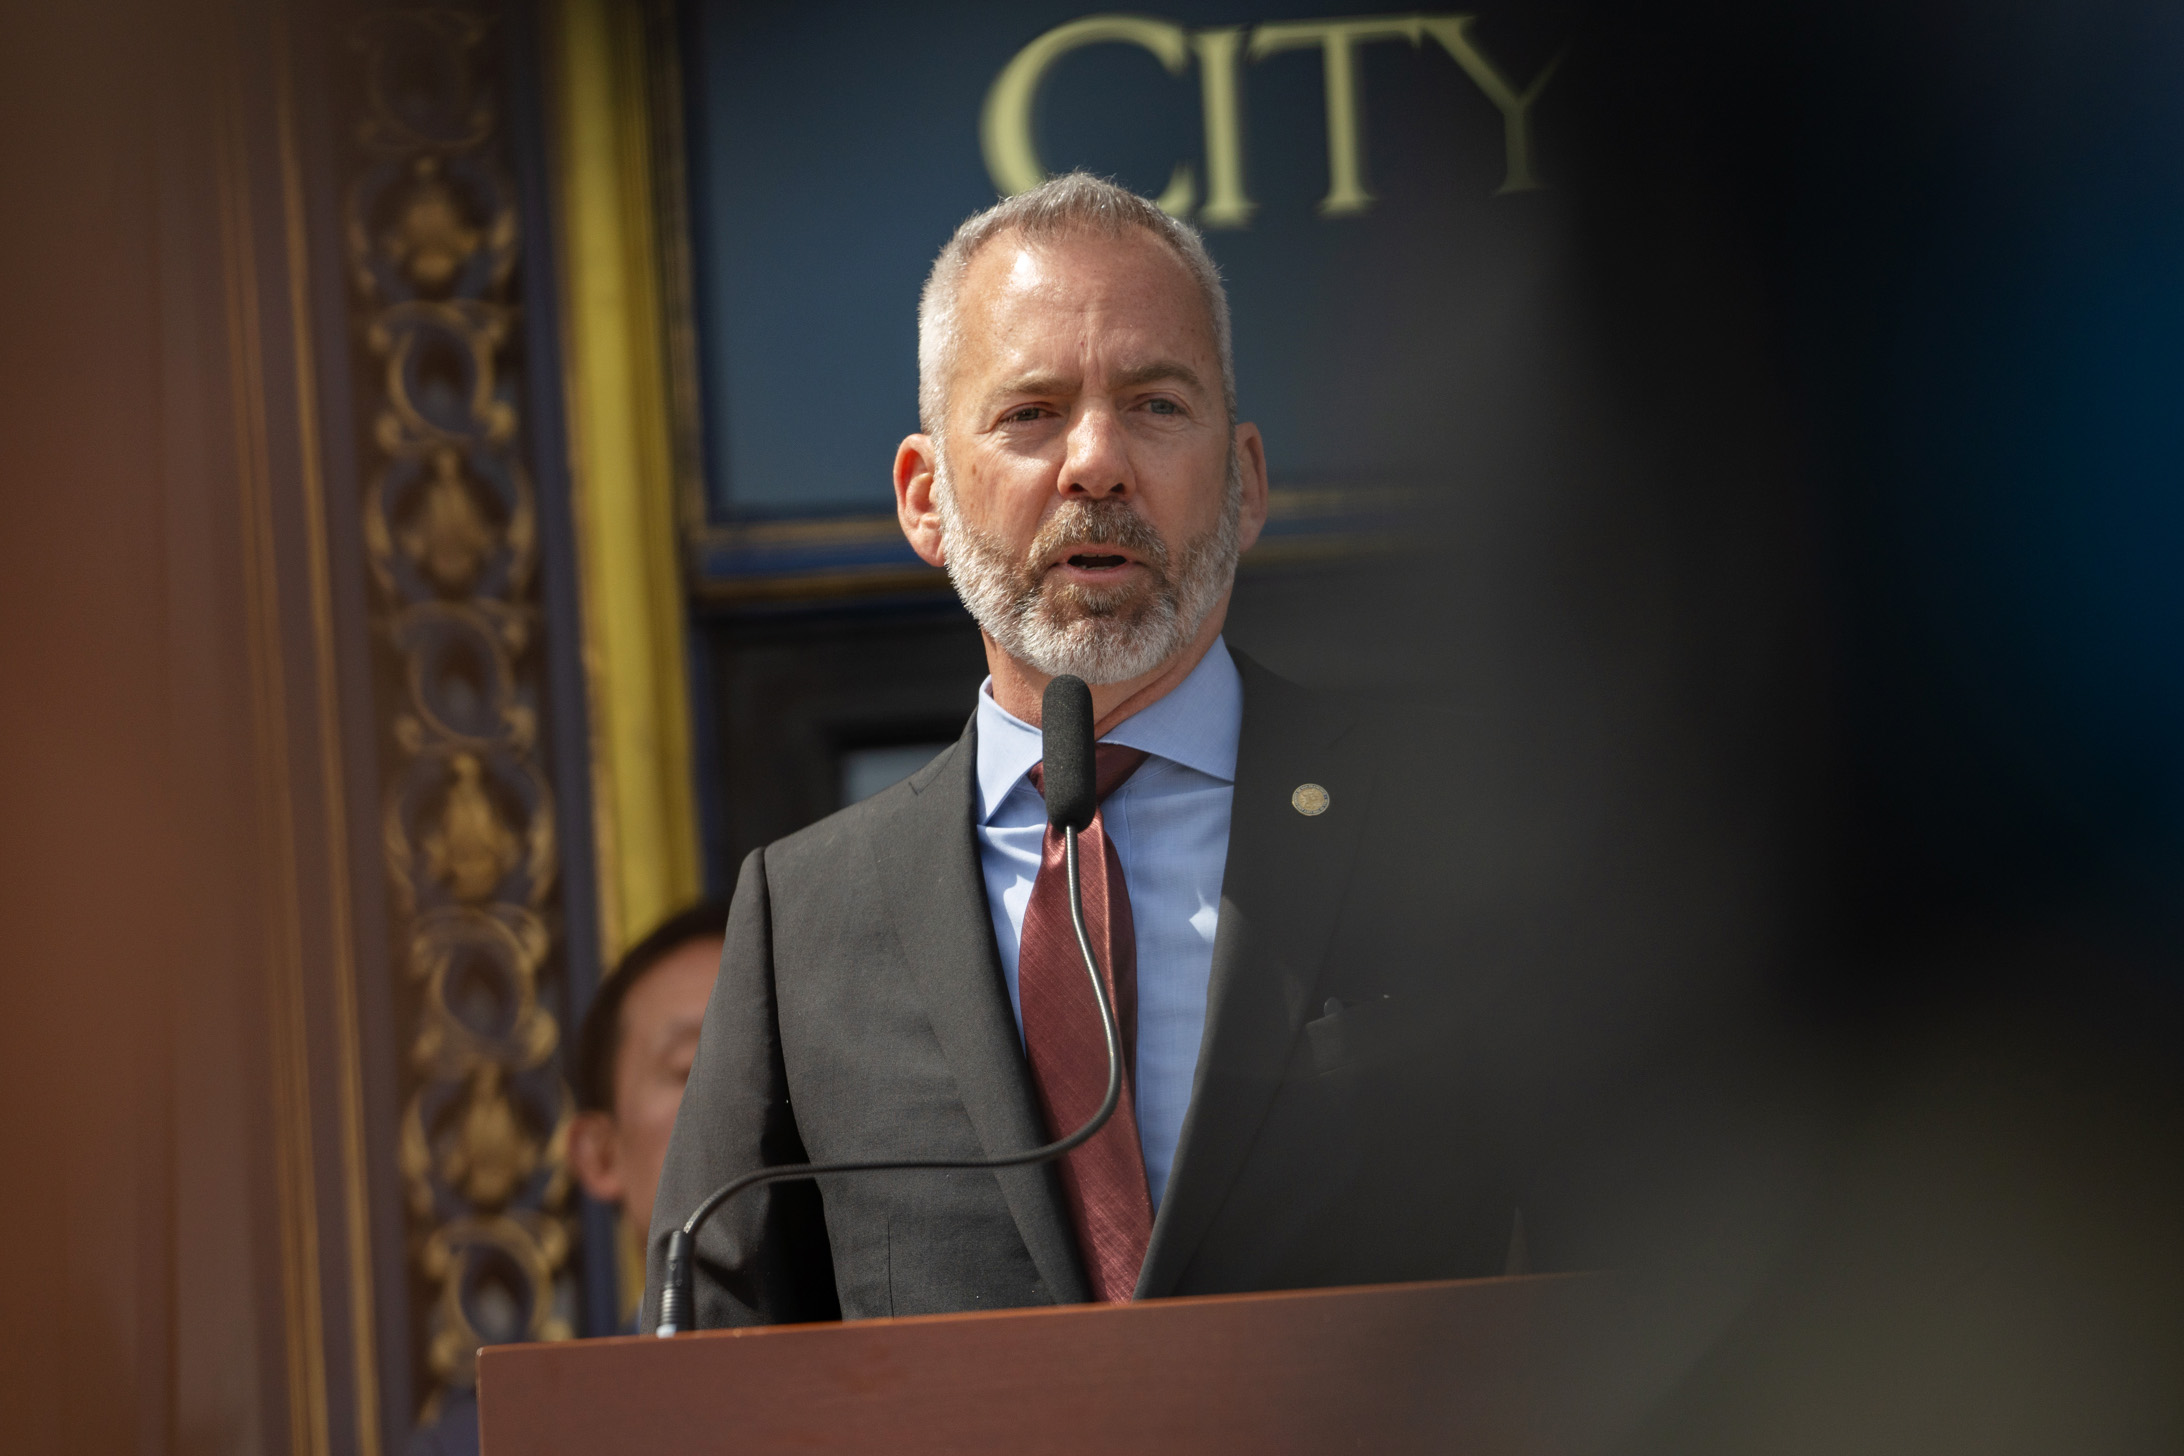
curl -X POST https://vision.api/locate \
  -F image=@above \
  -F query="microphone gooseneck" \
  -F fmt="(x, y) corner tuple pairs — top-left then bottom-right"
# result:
(655, 675), (1121, 1336)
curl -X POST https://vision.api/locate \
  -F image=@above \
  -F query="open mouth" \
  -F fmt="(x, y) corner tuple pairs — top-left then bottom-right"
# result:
(1064, 552), (1131, 570)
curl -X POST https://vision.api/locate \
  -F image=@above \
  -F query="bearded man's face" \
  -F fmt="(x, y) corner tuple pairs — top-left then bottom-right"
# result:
(936, 453), (1242, 684)
(919, 228), (1256, 684)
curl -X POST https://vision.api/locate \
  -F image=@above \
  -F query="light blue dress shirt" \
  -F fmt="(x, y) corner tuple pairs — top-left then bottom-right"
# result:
(973, 638), (1241, 1211)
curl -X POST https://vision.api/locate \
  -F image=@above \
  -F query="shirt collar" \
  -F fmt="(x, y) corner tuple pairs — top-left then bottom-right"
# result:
(974, 636), (1243, 824)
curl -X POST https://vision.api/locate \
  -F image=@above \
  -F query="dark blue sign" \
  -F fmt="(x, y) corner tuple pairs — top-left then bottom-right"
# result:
(678, 2), (1566, 588)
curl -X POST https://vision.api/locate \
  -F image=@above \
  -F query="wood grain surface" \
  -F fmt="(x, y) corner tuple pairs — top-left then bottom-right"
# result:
(479, 1274), (1622, 1455)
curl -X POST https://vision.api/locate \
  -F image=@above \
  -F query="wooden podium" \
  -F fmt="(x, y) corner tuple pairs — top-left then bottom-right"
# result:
(479, 1274), (1627, 1455)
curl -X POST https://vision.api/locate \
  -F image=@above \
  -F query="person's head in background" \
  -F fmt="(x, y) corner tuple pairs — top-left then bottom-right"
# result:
(567, 901), (727, 1240)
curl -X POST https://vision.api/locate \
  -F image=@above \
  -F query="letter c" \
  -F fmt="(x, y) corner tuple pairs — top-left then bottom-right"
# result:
(980, 15), (1196, 217)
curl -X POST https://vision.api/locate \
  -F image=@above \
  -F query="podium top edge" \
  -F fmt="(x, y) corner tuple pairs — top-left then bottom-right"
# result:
(477, 1270), (1606, 1363)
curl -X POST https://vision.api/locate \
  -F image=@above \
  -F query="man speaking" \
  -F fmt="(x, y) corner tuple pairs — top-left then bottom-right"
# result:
(648, 172), (1579, 1328)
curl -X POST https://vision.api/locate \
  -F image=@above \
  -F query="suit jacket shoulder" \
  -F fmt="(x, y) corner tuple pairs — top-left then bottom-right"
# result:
(759, 731), (965, 887)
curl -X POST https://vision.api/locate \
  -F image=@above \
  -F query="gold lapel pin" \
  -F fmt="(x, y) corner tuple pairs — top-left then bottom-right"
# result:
(1291, 783), (1330, 817)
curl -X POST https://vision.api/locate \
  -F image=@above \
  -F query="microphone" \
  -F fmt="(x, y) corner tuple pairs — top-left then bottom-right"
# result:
(654, 674), (1122, 1336)
(1040, 673), (1097, 833)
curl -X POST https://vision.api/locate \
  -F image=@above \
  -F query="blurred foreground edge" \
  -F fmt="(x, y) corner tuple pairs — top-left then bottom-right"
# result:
(479, 1273), (1647, 1455)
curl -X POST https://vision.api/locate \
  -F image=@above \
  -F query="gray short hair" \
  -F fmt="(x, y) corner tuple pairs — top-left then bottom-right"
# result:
(916, 172), (1236, 440)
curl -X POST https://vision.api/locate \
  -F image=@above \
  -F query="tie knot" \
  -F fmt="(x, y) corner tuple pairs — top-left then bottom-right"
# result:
(1029, 742), (1150, 807)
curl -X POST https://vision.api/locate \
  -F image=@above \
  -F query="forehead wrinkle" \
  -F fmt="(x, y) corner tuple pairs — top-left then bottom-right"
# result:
(1110, 358), (1204, 392)
(988, 366), (1076, 398)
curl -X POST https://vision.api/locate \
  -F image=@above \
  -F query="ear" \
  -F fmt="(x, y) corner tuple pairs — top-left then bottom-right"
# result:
(566, 1110), (626, 1206)
(895, 433), (947, 568)
(1231, 421), (1271, 555)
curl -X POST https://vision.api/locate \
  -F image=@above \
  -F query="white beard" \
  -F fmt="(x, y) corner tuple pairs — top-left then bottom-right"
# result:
(935, 452), (1243, 685)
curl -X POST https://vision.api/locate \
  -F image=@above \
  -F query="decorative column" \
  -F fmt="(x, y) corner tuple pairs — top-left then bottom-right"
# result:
(343, 3), (579, 1426)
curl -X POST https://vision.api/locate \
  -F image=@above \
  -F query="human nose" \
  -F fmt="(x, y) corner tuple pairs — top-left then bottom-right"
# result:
(1058, 405), (1133, 501)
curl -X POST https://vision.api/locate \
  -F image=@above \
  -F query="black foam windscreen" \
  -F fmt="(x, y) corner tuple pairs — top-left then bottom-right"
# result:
(1041, 675), (1098, 831)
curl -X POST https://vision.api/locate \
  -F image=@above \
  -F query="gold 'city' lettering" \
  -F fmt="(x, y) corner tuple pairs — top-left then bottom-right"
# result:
(1250, 16), (1426, 216)
(1192, 27), (1254, 227)
(980, 15), (1198, 217)
(980, 12), (1561, 223)
(1419, 15), (1560, 195)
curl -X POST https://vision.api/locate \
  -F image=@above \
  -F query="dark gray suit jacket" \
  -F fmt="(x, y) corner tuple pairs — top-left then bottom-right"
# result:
(646, 654), (1661, 1329)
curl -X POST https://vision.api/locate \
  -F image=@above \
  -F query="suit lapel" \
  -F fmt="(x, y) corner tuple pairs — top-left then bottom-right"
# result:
(867, 714), (1090, 1306)
(1136, 655), (1375, 1298)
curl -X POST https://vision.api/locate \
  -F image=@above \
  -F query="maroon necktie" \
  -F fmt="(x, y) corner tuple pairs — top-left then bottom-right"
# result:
(1023, 743), (1154, 1303)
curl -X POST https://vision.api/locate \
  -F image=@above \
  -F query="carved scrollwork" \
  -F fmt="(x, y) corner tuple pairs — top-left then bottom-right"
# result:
(367, 300), (519, 446)
(417, 1209), (574, 1390)
(346, 2), (578, 1429)
(364, 443), (536, 602)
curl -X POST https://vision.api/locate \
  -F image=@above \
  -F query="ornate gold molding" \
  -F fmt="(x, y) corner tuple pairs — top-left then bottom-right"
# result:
(346, 4), (579, 1427)
(543, 0), (702, 964)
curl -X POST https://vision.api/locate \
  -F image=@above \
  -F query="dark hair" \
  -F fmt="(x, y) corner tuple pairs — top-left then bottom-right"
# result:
(573, 899), (729, 1114)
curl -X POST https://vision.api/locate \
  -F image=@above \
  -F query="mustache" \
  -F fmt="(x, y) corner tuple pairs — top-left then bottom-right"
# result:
(1026, 500), (1170, 576)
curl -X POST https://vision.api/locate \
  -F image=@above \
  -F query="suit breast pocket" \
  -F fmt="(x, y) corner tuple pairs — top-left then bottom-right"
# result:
(1282, 996), (1427, 1083)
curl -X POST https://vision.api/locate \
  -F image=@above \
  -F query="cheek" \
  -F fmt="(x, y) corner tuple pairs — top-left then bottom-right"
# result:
(959, 450), (1055, 524)
(1144, 449), (1233, 535)
(609, 1065), (683, 1150)
(633, 1078), (687, 1136)
(618, 1089), (682, 1179)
